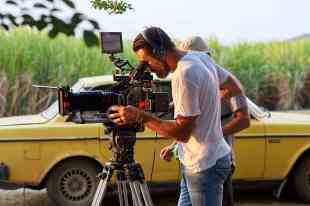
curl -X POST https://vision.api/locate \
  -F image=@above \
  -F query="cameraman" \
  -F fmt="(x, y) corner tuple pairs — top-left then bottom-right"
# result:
(108, 27), (244, 206)
(161, 36), (250, 206)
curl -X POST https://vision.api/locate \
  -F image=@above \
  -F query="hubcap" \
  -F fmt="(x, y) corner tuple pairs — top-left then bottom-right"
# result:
(59, 169), (93, 202)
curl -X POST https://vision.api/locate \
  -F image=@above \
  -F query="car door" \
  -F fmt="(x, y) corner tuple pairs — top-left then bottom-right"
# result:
(233, 118), (266, 180)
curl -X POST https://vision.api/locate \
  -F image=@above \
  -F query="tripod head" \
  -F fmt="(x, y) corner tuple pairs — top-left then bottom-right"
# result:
(105, 124), (139, 165)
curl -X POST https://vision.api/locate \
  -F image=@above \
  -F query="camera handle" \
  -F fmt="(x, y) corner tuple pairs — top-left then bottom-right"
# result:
(110, 54), (134, 72)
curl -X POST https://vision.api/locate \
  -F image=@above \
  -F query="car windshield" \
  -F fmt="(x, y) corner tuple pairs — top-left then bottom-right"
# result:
(40, 80), (85, 120)
(246, 97), (270, 119)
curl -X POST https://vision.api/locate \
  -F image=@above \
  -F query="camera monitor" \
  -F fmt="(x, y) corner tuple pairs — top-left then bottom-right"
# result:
(100, 32), (123, 54)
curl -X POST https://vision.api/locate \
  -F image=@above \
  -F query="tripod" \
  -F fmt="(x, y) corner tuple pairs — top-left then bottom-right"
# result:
(91, 126), (154, 206)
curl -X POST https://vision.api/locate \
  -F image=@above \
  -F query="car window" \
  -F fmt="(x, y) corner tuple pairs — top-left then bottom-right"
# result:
(152, 81), (269, 121)
(153, 80), (173, 120)
(91, 84), (113, 91)
(153, 80), (172, 100)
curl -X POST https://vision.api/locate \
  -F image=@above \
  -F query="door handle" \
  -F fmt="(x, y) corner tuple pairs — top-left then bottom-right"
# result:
(268, 138), (281, 143)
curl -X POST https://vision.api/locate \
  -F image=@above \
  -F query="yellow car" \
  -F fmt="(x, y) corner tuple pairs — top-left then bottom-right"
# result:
(0, 75), (310, 206)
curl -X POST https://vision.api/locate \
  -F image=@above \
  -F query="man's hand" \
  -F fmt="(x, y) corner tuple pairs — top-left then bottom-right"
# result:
(160, 145), (174, 162)
(220, 89), (230, 100)
(107, 105), (140, 125)
(108, 105), (196, 142)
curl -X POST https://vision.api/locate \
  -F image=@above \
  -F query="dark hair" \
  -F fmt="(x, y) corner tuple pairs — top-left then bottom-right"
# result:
(133, 27), (175, 53)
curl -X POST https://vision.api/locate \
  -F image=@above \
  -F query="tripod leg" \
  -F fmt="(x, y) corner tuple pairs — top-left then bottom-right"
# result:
(122, 181), (129, 206)
(117, 182), (125, 206)
(129, 182), (138, 206)
(133, 181), (145, 206)
(139, 182), (154, 206)
(91, 169), (112, 206)
(129, 181), (141, 206)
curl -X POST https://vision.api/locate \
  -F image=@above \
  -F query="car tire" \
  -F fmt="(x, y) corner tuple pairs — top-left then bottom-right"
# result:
(47, 159), (100, 206)
(293, 155), (310, 203)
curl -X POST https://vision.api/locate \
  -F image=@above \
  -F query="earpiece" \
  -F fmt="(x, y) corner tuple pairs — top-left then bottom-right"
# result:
(141, 27), (166, 60)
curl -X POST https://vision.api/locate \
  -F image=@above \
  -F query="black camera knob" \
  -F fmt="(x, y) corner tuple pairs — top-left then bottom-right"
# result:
(104, 129), (110, 134)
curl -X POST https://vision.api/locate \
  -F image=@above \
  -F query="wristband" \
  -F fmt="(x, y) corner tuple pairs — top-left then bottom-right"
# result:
(171, 144), (179, 160)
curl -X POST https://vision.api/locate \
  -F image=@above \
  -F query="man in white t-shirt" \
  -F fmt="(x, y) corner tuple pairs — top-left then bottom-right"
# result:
(107, 27), (244, 206)
(161, 36), (250, 206)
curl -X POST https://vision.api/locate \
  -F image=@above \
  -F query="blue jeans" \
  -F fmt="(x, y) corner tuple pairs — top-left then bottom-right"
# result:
(178, 164), (191, 206)
(178, 154), (231, 206)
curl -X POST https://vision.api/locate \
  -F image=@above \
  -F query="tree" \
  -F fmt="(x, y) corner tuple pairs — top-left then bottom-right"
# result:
(0, 0), (100, 47)
(91, 0), (133, 14)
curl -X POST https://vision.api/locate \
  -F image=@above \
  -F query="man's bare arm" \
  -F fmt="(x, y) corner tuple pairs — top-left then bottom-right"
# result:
(142, 112), (197, 143)
(220, 74), (245, 98)
(222, 107), (250, 137)
(107, 105), (197, 143)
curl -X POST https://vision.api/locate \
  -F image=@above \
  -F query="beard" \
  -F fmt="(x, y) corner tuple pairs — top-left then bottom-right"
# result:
(155, 62), (170, 79)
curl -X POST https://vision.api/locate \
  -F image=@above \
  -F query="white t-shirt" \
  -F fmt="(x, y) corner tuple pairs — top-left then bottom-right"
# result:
(172, 51), (231, 174)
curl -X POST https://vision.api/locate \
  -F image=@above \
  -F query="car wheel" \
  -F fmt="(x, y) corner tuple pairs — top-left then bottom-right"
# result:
(293, 155), (310, 203)
(47, 159), (100, 206)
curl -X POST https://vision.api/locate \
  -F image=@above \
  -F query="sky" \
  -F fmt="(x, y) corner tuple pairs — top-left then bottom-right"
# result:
(76, 0), (309, 45)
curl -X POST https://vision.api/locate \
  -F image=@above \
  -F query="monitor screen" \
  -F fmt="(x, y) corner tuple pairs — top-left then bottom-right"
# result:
(100, 32), (123, 54)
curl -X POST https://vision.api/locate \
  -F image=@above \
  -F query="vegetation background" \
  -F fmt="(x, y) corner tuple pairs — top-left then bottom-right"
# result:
(0, 27), (310, 117)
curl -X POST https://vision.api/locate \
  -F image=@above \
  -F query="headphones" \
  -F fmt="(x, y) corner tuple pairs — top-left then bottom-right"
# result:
(141, 27), (166, 60)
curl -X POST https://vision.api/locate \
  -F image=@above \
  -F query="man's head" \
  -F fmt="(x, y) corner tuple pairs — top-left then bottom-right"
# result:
(133, 27), (176, 78)
(180, 36), (212, 56)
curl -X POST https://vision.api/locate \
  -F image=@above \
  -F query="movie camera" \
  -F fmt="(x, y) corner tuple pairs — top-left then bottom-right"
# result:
(55, 32), (169, 128)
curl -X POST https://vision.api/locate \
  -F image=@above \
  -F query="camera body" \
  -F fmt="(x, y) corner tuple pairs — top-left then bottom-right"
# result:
(57, 32), (170, 125)
(57, 76), (169, 117)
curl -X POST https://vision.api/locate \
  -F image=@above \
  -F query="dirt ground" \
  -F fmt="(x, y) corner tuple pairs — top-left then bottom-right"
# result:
(0, 188), (309, 206)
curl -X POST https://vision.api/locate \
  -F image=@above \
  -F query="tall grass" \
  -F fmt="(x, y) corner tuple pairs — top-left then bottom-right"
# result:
(0, 27), (116, 86)
(0, 27), (137, 116)
(208, 38), (310, 109)
(1, 27), (310, 116)
(209, 39), (310, 99)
